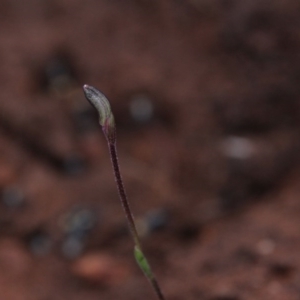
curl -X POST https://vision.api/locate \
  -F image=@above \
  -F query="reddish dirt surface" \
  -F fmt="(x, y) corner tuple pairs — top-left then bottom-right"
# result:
(0, 1), (300, 299)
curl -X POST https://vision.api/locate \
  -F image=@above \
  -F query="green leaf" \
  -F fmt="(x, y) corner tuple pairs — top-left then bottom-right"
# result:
(134, 246), (153, 279)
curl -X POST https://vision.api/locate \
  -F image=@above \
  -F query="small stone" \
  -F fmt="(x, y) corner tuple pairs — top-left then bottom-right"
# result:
(147, 209), (169, 232)
(27, 230), (52, 256)
(1, 185), (25, 208)
(61, 207), (96, 237)
(71, 252), (131, 285)
(61, 237), (83, 259)
(267, 281), (282, 296)
(221, 136), (255, 160)
(129, 94), (154, 123)
(137, 209), (169, 237)
(257, 239), (275, 255)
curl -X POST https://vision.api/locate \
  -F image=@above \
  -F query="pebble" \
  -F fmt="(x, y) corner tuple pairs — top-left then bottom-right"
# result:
(61, 207), (96, 237)
(147, 209), (169, 231)
(221, 136), (256, 160)
(60, 207), (97, 259)
(129, 94), (154, 123)
(1, 185), (25, 209)
(136, 209), (169, 237)
(71, 252), (130, 285)
(27, 230), (52, 256)
(256, 239), (275, 255)
(61, 237), (84, 259)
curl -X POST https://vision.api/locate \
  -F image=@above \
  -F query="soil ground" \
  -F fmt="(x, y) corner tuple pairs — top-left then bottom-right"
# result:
(0, 1), (300, 299)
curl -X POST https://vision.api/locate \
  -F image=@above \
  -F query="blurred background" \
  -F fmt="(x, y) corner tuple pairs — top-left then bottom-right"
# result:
(0, 0), (300, 299)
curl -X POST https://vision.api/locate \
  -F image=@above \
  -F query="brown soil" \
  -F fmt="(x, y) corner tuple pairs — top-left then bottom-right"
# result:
(0, 1), (300, 299)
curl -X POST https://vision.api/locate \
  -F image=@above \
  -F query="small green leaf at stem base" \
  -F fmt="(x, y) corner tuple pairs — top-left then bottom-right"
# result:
(134, 246), (153, 279)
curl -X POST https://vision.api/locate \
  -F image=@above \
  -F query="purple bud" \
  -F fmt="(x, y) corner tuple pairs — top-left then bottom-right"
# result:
(83, 85), (116, 144)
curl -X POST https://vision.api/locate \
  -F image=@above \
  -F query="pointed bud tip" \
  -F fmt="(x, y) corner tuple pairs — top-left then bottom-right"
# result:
(82, 84), (98, 101)
(83, 84), (91, 92)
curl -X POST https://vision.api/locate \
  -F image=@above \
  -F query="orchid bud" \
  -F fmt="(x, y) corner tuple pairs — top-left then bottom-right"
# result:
(83, 84), (116, 144)
(83, 84), (165, 300)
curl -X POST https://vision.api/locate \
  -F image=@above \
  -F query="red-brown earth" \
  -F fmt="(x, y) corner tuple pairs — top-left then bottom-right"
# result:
(0, 1), (300, 299)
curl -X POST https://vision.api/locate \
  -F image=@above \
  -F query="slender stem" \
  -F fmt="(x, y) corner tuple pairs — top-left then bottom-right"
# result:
(82, 84), (165, 300)
(108, 141), (165, 300)
(108, 141), (141, 249)
(151, 277), (166, 300)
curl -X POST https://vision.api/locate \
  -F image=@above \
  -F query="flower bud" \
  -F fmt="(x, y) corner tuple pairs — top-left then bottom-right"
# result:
(83, 85), (116, 144)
